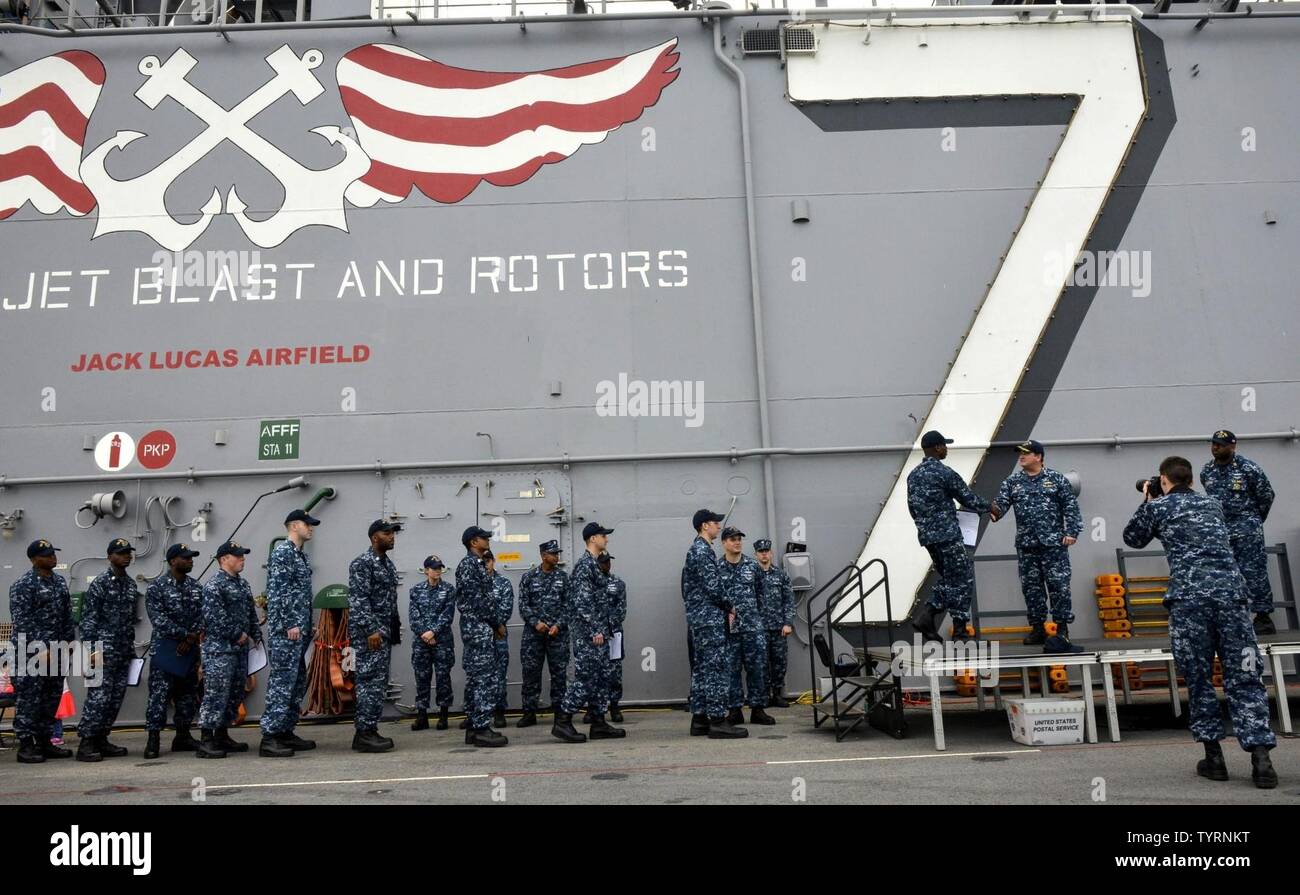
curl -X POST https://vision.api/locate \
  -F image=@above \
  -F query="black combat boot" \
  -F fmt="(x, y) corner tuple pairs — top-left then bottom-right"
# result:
(582, 709), (596, 724)
(436, 707), (449, 730)
(516, 710), (537, 728)
(915, 605), (945, 643)
(690, 714), (711, 736)
(1055, 622), (1072, 641)
(551, 712), (587, 743)
(1023, 622), (1048, 645)
(589, 714), (626, 739)
(259, 735), (295, 758)
(41, 740), (72, 759)
(726, 707), (746, 725)
(351, 729), (395, 753)
(195, 729), (226, 759)
(608, 702), (624, 723)
(144, 731), (161, 760)
(459, 716), (471, 730)
(950, 622), (974, 643)
(493, 708), (508, 729)
(769, 689), (790, 708)
(75, 735), (103, 763)
(278, 730), (316, 751)
(411, 709), (430, 731)
(465, 726), (476, 745)
(216, 728), (248, 753)
(171, 727), (198, 752)
(1254, 613), (1277, 636)
(17, 737), (46, 764)
(1252, 745), (1278, 789)
(706, 716), (748, 739)
(97, 734), (128, 758)
(471, 727), (508, 748)
(750, 707), (776, 725)
(1197, 741), (1229, 781)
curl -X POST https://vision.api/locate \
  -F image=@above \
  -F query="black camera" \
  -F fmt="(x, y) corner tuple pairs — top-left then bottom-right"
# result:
(1135, 475), (1163, 498)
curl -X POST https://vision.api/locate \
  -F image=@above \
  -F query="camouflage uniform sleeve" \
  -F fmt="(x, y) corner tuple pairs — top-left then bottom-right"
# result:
(1122, 500), (1158, 549)
(945, 467), (991, 514)
(202, 579), (234, 646)
(80, 576), (105, 643)
(1058, 471), (1083, 538)
(609, 578), (627, 631)
(518, 570), (539, 627)
(781, 571), (796, 627)
(246, 581), (263, 643)
(568, 562), (596, 630)
(9, 577), (34, 638)
(501, 579), (515, 624)
(690, 544), (730, 610)
(266, 542), (292, 635)
(146, 580), (188, 641)
(408, 583), (431, 635)
(58, 578), (76, 643)
(1199, 462), (1212, 490)
(348, 557), (380, 637)
(1248, 461), (1274, 522)
(992, 475), (1013, 518)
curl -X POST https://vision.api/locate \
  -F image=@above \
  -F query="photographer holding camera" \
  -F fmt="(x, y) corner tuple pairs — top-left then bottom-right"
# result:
(1122, 457), (1278, 788)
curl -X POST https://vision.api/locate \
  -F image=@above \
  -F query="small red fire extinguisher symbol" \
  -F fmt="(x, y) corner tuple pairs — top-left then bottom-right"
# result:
(108, 434), (121, 469)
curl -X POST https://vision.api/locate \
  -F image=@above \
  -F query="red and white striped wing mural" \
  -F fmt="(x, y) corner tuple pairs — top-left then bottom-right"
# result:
(0, 50), (104, 221)
(337, 39), (680, 207)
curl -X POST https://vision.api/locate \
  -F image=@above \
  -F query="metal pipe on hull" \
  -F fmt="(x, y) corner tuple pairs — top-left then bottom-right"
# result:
(713, 16), (778, 546)
(2, 430), (1295, 488)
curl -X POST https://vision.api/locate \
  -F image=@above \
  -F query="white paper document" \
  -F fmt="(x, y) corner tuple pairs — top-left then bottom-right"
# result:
(608, 632), (623, 661)
(957, 510), (980, 547)
(246, 642), (269, 675)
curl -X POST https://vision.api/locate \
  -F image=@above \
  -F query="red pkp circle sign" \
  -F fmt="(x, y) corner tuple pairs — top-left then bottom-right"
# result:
(137, 430), (177, 470)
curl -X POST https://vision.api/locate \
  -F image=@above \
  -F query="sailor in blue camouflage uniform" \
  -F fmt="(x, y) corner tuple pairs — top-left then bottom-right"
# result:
(9, 539), (76, 764)
(1200, 430), (1278, 635)
(456, 525), (508, 747)
(719, 528), (774, 725)
(1124, 456), (1278, 789)
(554, 522), (626, 742)
(409, 555), (456, 731)
(347, 519), (401, 754)
(598, 552), (627, 723)
(143, 543), (203, 760)
(77, 538), (141, 762)
(197, 541), (261, 759)
(486, 551), (515, 728)
(990, 439), (1083, 644)
(681, 510), (747, 739)
(754, 539), (795, 708)
(908, 430), (991, 641)
(516, 540), (569, 728)
(258, 509), (320, 759)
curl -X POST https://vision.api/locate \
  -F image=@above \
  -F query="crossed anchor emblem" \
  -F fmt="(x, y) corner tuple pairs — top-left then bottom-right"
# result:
(80, 45), (370, 251)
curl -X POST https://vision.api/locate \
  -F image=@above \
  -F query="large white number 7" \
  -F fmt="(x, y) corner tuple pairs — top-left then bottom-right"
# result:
(786, 14), (1148, 623)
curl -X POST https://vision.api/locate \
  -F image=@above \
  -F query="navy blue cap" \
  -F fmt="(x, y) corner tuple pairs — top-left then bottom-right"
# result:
(1211, 429), (1237, 446)
(26, 539), (59, 559)
(921, 430), (954, 449)
(368, 519), (403, 537)
(539, 540), (561, 555)
(423, 554), (445, 570)
(215, 540), (251, 559)
(107, 538), (136, 555)
(285, 509), (321, 526)
(754, 538), (773, 552)
(166, 543), (200, 562)
(461, 525), (493, 546)
(721, 526), (745, 541)
(692, 509), (725, 530)
(1016, 439), (1045, 457)
(582, 522), (614, 541)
